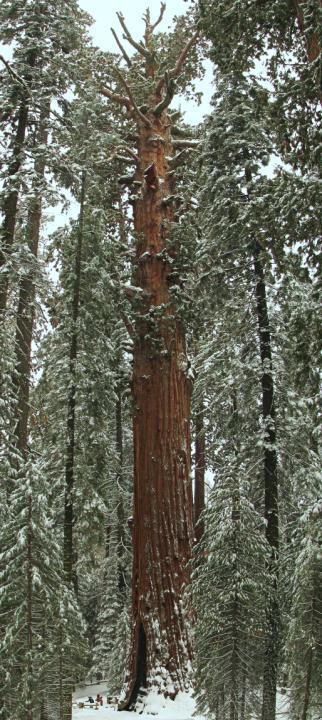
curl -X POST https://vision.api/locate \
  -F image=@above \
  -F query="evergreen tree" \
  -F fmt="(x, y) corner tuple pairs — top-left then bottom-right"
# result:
(0, 0), (90, 314)
(193, 464), (270, 719)
(286, 502), (322, 720)
(0, 458), (86, 720)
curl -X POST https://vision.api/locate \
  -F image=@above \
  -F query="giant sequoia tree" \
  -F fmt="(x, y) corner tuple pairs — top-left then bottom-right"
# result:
(99, 7), (200, 707)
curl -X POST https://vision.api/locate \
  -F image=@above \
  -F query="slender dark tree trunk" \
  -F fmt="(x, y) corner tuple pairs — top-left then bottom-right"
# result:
(26, 494), (33, 720)
(40, 698), (48, 720)
(9, 104), (49, 720)
(115, 386), (126, 592)
(301, 646), (313, 720)
(13, 103), (49, 454)
(0, 51), (37, 315)
(229, 477), (240, 720)
(63, 170), (86, 586)
(194, 404), (205, 544)
(240, 668), (247, 720)
(253, 242), (279, 720)
(62, 171), (86, 720)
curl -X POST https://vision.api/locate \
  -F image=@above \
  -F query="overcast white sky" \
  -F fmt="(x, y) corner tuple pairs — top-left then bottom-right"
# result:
(79, 0), (190, 51)
(78, 0), (213, 123)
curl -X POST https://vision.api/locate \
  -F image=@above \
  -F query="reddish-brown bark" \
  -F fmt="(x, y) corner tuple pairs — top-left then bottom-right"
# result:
(293, 0), (322, 63)
(120, 109), (194, 708)
(13, 104), (49, 456)
(101, 14), (198, 707)
(0, 49), (37, 316)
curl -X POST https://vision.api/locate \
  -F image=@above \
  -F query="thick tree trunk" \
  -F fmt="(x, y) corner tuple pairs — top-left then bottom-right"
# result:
(253, 243), (279, 720)
(292, 0), (322, 63)
(194, 405), (205, 544)
(120, 111), (194, 708)
(13, 104), (49, 455)
(0, 51), (37, 315)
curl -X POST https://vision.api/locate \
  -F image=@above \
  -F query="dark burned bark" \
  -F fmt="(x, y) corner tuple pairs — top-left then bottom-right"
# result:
(253, 242), (279, 720)
(194, 405), (205, 544)
(13, 103), (49, 455)
(103, 12), (198, 709)
(63, 170), (86, 587)
(0, 50), (37, 315)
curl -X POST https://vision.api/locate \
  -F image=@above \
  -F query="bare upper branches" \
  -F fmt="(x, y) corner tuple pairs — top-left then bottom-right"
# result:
(111, 28), (132, 68)
(156, 31), (200, 96)
(102, 9), (200, 128)
(111, 66), (152, 127)
(151, 3), (166, 33)
(168, 31), (200, 81)
(100, 67), (152, 128)
(116, 11), (151, 60)
(154, 72), (176, 117)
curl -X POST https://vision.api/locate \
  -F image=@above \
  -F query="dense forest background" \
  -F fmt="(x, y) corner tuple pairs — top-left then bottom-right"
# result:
(0, 1), (321, 720)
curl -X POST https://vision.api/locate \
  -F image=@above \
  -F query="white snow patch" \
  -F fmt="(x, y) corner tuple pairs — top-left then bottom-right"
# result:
(73, 684), (291, 720)
(73, 684), (204, 720)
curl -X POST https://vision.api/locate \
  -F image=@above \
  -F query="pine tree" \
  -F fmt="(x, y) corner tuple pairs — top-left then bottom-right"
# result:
(0, 0), (90, 314)
(193, 463), (270, 719)
(0, 458), (87, 720)
(286, 502), (322, 720)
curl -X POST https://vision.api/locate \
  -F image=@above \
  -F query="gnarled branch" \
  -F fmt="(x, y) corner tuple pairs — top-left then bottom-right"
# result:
(172, 125), (195, 138)
(118, 174), (137, 186)
(172, 138), (200, 149)
(112, 66), (152, 127)
(152, 3), (166, 32)
(168, 148), (198, 169)
(154, 72), (176, 116)
(100, 85), (132, 112)
(156, 31), (199, 95)
(116, 145), (140, 165)
(111, 28), (132, 67)
(169, 31), (200, 80)
(116, 11), (151, 60)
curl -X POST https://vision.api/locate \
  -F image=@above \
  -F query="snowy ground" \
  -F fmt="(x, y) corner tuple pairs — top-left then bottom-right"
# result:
(72, 682), (203, 720)
(73, 683), (290, 719)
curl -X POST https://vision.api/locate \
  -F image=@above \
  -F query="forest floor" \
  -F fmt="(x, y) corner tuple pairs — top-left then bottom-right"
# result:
(72, 682), (290, 719)
(72, 682), (203, 719)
